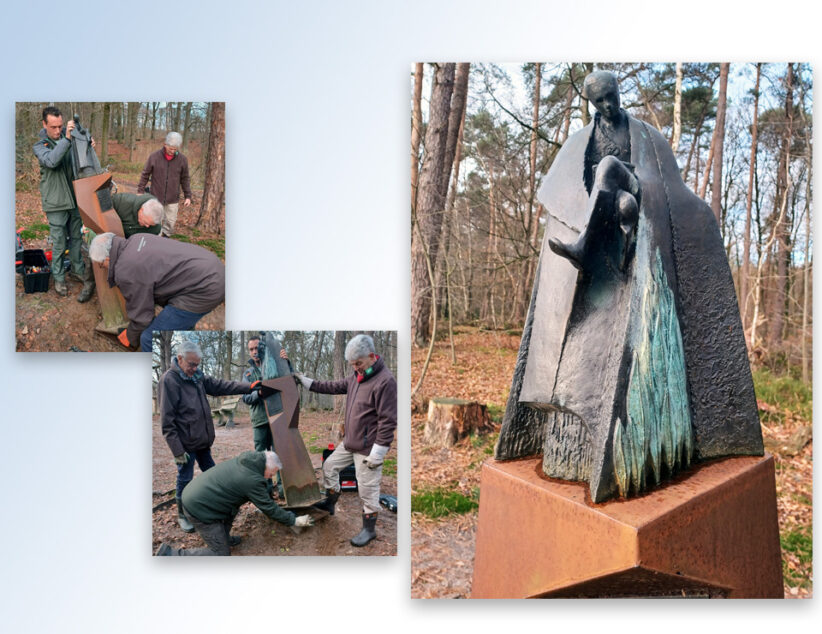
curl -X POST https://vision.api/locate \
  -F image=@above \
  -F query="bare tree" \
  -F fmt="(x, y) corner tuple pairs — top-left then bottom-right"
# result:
(197, 102), (225, 234)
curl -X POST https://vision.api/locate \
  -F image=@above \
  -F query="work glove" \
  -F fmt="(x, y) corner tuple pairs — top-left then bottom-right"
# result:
(364, 444), (389, 469)
(294, 515), (315, 527)
(294, 373), (313, 389)
(174, 452), (190, 465)
(117, 328), (130, 348)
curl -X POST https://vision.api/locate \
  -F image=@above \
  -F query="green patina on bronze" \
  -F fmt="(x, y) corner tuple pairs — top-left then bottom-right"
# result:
(613, 249), (693, 497)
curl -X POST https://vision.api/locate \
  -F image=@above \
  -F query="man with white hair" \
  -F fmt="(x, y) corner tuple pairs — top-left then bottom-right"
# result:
(89, 231), (224, 351)
(158, 340), (266, 534)
(295, 334), (397, 547)
(155, 450), (314, 556)
(137, 131), (192, 236)
(75, 192), (163, 303)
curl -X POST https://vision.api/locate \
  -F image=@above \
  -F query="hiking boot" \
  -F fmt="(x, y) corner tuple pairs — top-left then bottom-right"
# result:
(313, 490), (340, 515)
(54, 280), (68, 296)
(228, 535), (242, 547)
(155, 543), (173, 556)
(177, 497), (194, 533)
(350, 512), (377, 547)
(76, 279), (95, 303)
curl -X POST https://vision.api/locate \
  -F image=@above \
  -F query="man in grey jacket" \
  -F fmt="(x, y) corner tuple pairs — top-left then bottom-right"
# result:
(158, 340), (264, 533)
(89, 232), (224, 351)
(296, 334), (397, 547)
(32, 106), (86, 297)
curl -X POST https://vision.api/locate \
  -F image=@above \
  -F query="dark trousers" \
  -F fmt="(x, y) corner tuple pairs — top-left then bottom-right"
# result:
(168, 509), (233, 556)
(176, 448), (215, 498)
(140, 305), (207, 351)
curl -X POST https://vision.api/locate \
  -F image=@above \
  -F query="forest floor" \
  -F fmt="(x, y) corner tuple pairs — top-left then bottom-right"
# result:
(410, 326), (812, 599)
(152, 408), (398, 557)
(15, 139), (224, 352)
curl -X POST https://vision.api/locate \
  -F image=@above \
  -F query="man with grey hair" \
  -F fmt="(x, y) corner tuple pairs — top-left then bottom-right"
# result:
(158, 340), (266, 533)
(295, 334), (397, 547)
(137, 130), (192, 236)
(155, 450), (314, 556)
(89, 231), (224, 351)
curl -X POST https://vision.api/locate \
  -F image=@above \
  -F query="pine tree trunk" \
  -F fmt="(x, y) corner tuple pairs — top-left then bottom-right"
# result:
(411, 63), (424, 214)
(741, 63), (761, 337)
(101, 103), (110, 166)
(710, 63), (730, 225)
(333, 331), (348, 413)
(672, 62), (683, 152)
(197, 102), (225, 235)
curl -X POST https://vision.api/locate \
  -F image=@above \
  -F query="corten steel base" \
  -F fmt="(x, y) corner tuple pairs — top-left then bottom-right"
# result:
(263, 376), (324, 509)
(471, 455), (783, 598)
(73, 174), (130, 336)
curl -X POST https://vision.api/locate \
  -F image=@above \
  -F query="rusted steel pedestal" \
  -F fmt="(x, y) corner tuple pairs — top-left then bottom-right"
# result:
(471, 455), (782, 598)
(73, 173), (129, 335)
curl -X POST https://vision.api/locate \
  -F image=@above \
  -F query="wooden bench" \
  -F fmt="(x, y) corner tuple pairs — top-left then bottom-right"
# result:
(212, 395), (242, 428)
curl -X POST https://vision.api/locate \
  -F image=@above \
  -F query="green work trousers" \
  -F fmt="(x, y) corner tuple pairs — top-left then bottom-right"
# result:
(253, 424), (281, 495)
(47, 208), (84, 283)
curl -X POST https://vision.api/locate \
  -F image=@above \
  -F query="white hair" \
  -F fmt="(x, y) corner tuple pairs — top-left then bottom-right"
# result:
(89, 232), (115, 263)
(345, 334), (375, 361)
(265, 451), (283, 471)
(165, 131), (182, 147)
(176, 339), (202, 359)
(141, 198), (164, 224)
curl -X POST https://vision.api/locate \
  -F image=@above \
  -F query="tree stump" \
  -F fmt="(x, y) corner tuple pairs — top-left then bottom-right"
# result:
(424, 398), (491, 447)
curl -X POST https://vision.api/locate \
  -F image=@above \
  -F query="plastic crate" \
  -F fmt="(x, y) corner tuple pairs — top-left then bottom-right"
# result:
(22, 249), (51, 294)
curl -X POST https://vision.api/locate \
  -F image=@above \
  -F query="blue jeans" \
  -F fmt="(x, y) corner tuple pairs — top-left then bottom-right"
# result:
(176, 448), (215, 498)
(141, 304), (207, 351)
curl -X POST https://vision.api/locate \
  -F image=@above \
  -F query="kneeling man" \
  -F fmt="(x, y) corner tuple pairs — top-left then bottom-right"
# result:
(156, 450), (314, 556)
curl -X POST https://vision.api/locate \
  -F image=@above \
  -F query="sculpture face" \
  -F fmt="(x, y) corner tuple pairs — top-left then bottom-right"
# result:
(587, 79), (621, 123)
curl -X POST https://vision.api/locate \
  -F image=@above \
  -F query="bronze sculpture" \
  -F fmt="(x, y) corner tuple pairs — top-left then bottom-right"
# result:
(496, 71), (763, 503)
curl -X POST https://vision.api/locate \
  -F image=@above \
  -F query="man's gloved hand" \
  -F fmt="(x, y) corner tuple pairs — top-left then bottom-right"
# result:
(117, 328), (130, 348)
(174, 452), (190, 465)
(364, 444), (389, 469)
(294, 373), (313, 389)
(294, 515), (314, 527)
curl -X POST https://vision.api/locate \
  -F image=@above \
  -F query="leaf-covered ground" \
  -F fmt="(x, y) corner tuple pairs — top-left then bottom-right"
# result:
(153, 408), (397, 556)
(15, 139), (225, 352)
(411, 327), (812, 599)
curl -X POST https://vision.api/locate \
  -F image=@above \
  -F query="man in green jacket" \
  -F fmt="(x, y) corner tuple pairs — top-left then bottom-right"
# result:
(32, 106), (86, 297)
(242, 336), (292, 497)
(155, 451), (315, 556)
(76, 191), (163, 303)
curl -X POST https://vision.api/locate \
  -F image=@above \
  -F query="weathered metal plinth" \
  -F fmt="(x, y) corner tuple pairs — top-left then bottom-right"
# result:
(262, 376), (324, 509)
(73, 173), (129, 335)
(471, 455), (783, 598)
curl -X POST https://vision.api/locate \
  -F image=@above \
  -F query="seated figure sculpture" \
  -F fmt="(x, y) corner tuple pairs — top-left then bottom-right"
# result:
(495, 71), (763, 503)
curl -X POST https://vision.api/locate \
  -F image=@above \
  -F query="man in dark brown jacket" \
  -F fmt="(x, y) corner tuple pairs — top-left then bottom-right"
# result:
(137, 131), (192, 236)
(295, 334), (397, 546)
(89, 232), (224, 351)
(158, 339), (262, 533)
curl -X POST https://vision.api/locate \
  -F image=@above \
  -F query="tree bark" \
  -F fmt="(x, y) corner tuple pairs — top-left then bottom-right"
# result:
(182, 102), (193, 153)
(741, 63), (761, 337)
(411, 63), (455, 347)
(333, 331), (348, 413)
(197, 102), (225, 234)
(100, 103), (110, 166)
(411, 63), (424, 214)
(710, 63), (730, 225)
(672, 62), (683, 152)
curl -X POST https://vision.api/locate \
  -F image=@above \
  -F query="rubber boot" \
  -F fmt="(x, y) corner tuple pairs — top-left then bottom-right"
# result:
(313, 490), (340, 515)
(54, 279), (68, 296)
(350, 512), (378, 547)
(177, 497), (194, 533)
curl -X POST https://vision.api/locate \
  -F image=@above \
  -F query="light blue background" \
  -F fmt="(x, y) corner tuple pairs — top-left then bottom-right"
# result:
(0, 0), (817, 631)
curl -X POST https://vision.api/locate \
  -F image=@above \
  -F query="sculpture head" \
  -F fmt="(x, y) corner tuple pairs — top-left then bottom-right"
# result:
(584, 71), (621, 124)
(42, 106), (64, 140)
